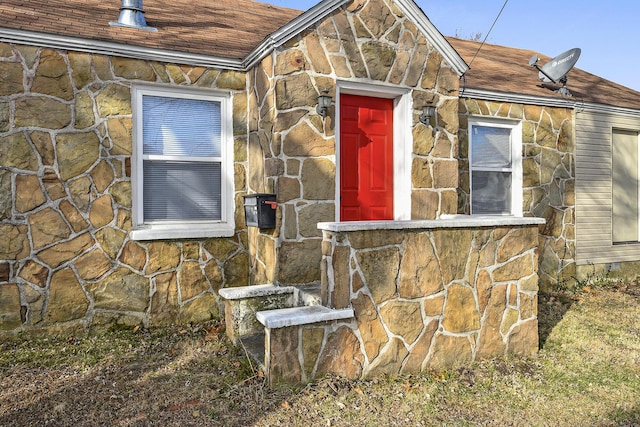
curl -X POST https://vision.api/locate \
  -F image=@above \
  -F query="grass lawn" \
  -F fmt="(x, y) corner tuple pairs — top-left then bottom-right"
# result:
(1, 283), (639, 426)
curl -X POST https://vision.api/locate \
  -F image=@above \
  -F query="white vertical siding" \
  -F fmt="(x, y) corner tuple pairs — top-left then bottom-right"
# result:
(575, 110), (640, 264)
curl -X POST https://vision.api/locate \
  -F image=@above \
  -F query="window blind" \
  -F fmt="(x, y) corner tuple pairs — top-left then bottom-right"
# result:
(143, 161), (222, 221)
(471, 126), (511, 168)
(142, 96), (222, 157)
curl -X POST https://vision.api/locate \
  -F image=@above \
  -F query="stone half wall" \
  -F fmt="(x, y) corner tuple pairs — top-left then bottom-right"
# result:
(458, 100), (576, 292)
(0, 42), (252, 335)
(248, 0), (462, 287)
(266, 218), (542, 383)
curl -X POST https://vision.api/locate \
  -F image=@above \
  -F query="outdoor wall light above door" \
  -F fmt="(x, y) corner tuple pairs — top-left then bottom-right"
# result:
(419, 104), (436, 125)
(316, 90), (333, 118)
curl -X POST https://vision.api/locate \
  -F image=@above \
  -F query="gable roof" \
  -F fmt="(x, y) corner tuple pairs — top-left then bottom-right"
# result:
(0, 0), (467, 74)
(448, 37), (640, 112)
(0, 0), (303, 68)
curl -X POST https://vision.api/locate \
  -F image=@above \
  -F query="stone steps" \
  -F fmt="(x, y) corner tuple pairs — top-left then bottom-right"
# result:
(219, 284), (353, 384)
(218, 282), (323, 345)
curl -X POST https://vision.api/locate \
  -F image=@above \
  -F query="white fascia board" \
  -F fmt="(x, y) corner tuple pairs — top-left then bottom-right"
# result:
(243, 0), (350, 69)
(461, 87), (640, 118)
(394, 0), (469, 77)
(460, 88), (574, 108)
(578, 101), (640, 118)
(0, 27), (245, 70)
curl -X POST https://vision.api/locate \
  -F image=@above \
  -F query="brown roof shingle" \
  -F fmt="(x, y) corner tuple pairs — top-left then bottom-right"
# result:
(447, 37), (640, 111)
(0, 0), (303, 60)
(1, 2), (638, 111)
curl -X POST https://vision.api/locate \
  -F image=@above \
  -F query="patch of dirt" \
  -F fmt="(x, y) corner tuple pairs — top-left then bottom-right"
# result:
(614, 281), (640, 298)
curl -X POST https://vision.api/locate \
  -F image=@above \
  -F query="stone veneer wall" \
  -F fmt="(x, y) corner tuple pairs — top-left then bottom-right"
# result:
(245, 0), (463, 287)
(458, 100), (576, 292)
(267, 222), (540, 383)
(0, 42), (252, 334)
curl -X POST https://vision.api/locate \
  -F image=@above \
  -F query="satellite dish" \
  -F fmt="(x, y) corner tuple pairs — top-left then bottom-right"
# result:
(528, 54), (540, 67)
(529, 48), (581, 96)
(537, 48), (581, 83)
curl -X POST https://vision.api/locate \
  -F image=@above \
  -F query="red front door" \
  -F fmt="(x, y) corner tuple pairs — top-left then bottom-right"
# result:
(340, 94), (394, 221)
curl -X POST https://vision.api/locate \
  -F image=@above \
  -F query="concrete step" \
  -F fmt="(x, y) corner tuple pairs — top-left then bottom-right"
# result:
(256, 305), (354, 329)
(218, 284), (295, 301)
(255, 305), (356, 385)
(218, 284), (296, 342)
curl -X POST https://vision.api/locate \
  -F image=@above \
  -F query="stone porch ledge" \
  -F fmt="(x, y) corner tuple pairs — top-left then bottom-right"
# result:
(309, 217), (544, 382)
(318, 215), (545, 232)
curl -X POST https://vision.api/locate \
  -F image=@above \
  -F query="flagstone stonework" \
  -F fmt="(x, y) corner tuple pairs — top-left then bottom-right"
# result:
(457, 101), (576, 292)
(0, 42), (252, 334)
(263, 220), (541, 384)
(247, 0), (461, 288)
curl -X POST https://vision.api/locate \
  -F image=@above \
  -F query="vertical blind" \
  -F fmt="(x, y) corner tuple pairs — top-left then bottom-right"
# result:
(142, 95), (223, 222)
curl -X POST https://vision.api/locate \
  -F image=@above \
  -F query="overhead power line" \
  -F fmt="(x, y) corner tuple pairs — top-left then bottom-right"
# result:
(468, 0), (510, 68)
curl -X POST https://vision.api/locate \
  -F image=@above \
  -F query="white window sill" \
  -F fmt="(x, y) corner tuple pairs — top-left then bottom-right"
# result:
(130, 222), (235, 241)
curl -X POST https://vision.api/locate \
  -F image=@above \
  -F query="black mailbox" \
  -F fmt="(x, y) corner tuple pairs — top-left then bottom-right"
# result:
(243, 193), (277, 228)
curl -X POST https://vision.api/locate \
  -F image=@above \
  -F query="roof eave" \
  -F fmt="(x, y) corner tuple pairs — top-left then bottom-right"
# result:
(461, 88), (640, 118)
(0, 27), (245, 70)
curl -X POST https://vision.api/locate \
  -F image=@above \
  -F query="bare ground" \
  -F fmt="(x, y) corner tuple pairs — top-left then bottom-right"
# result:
(1, 283), (639, 426)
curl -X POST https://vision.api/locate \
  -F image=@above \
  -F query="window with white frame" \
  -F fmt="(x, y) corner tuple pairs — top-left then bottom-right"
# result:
(131, 85), (234, 240)
(469, 118), (522, 216)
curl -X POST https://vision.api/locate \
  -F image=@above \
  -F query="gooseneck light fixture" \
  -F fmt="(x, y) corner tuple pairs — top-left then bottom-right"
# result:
(316, 90), (332, 118)
(419, 103), (436, 125)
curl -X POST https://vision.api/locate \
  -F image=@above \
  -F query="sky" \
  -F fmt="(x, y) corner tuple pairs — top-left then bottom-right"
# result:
(264, 0), (640, 92)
